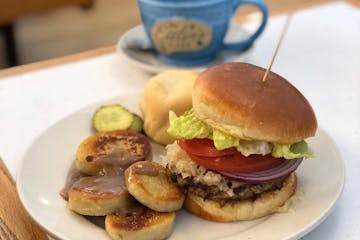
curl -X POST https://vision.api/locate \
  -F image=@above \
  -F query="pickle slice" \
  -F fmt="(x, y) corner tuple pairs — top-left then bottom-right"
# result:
(92, 104), (134, 132)
(128, 114), (144, 133)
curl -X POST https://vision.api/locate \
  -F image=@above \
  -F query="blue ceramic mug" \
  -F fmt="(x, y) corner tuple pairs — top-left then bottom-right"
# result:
(138, 0), (268, 66)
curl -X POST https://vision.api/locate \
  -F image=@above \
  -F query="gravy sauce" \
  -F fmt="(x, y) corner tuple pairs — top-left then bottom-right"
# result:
(71, 173), (127, 196)
(94, 149), (145, 169)
(61, 144), (151, 227)
(60, 164), (87, 200)
(132, 161), (159, 177)
(114, 200), (145, 217)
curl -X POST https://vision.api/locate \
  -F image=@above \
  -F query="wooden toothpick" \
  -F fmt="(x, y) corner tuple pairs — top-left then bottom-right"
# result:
(262, 14), (293, 82)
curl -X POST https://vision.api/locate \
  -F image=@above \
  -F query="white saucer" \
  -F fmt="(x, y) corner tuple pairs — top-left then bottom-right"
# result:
(116, 24), (254, 74)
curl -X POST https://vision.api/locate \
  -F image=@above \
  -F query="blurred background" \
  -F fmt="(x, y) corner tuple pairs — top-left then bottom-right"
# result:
(0, 0), (344, 70)
(0, 0), (141, 69)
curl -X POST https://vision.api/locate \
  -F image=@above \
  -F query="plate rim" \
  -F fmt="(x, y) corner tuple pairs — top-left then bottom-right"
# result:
(16, 93), (345, 240)
(284, 129), (345, 240)
(16, 92), (144, 240)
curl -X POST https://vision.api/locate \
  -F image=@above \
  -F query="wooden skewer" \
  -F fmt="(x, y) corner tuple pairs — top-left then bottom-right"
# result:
(262, 14), (293, 82)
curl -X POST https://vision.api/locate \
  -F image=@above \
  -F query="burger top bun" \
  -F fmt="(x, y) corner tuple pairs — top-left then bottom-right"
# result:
(192, 62), (317, 144)
(140, 70), (198, 145)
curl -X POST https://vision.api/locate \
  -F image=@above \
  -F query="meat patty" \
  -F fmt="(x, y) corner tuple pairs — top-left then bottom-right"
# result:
(172, 173), (285, 202)
(162, 143), (287, 203)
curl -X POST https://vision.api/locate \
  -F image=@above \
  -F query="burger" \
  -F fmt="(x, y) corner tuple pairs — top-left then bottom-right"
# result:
(161, 62), (317, 222)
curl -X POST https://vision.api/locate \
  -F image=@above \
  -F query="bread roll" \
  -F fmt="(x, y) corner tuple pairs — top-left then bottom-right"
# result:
(193, 62), (317, 144)
(140, 70), (198, 145)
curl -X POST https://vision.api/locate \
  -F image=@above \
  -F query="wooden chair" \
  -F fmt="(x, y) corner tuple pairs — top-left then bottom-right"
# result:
(0, 0), (94, 67)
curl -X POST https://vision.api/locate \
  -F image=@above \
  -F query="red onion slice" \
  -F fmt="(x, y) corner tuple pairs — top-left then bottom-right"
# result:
(218, 158), (303, 184)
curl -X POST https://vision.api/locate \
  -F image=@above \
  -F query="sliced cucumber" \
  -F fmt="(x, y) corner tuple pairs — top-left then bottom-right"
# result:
(92, 104), (134, 132)
(128, 114), (144, 133)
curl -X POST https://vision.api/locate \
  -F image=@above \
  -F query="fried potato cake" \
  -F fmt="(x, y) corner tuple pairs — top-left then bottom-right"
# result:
(76, 130), (151, 175)
(125, 161), (184, 212)
(105, 207), (175, 240)
(68, 172), (133, 216)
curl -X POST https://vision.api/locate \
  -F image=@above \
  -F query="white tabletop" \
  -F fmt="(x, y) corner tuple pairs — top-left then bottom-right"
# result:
(0, 2), (359, 239)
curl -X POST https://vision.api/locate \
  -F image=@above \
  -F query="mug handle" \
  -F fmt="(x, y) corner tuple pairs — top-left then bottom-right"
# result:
(223, 0), (268, 50)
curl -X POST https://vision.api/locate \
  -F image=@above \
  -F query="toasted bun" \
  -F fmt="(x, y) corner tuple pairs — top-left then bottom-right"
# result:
(140, 70), (198, 145)
(184, 173), (297, 222)
(125, 161), (185, 212)
(105, 208), (175, 240)
(193, 63), (317, 144)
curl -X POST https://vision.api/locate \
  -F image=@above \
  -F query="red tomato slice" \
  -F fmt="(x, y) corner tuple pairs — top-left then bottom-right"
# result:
(177, 138), (237, 157)
(187, 153), (285, 173)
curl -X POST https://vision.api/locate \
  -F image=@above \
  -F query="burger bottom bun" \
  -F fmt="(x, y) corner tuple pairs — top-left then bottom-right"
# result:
(184, 173), (297, 222)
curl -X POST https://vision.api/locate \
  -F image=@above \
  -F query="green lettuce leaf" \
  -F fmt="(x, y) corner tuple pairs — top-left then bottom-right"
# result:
(272, 141), (313, 159)
(212, 129), (239, 150)
(167, 109), (313, 159)
(167, 109), (211, 139)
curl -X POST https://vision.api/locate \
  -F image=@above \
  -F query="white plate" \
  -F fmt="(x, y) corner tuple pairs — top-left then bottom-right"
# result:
(116, 25), (253, 74)
(17, 92), (344, 240)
